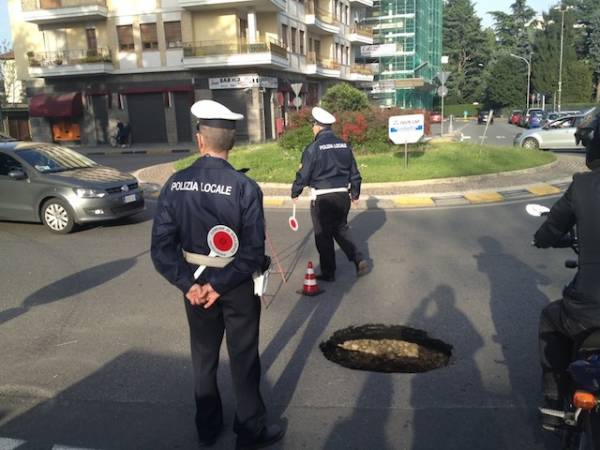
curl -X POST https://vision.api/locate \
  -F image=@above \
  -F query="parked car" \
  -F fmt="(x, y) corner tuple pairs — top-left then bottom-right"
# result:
(509, 110), (523, 125)
(430, 111), (442, 123)
(513, 115), (586, 150)
(477, 110), (494, 125)
(0, 141), (145, 233)
(520, 108), (544, 128)
(527, 110), (545, 128)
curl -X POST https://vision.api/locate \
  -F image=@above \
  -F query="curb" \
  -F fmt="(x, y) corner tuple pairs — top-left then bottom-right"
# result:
(140, 180), (569, 210)
(80, 148), (192, 157)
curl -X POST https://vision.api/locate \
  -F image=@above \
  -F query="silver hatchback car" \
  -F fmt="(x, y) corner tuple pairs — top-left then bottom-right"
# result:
(0, 141), (144, 233)
(514, 115), (585, 150)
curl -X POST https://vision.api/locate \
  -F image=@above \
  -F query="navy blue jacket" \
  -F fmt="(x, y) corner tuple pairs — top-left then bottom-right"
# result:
(534, 167), (600, 327)
(291, 129), (362, 199)
(151, 155), (266, 296)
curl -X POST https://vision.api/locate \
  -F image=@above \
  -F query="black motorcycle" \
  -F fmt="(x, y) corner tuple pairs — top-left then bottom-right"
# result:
(527, 204), (600, 450)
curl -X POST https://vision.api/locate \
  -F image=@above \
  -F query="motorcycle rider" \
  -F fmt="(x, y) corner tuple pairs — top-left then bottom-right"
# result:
(533, 108), (600, 430)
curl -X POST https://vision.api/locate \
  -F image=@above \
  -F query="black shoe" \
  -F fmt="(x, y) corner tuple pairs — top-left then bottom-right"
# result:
(355, 260), (369, 277)
(236, 423), (286, 450)
(316, 273), (335, 282)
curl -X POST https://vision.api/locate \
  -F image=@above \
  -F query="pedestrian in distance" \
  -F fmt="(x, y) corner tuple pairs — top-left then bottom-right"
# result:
(291, 106), (369, 282)
(151, 99), (285, 449)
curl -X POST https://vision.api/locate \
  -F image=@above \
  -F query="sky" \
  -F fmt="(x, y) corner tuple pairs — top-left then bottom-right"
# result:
(0, 0), (559, 49)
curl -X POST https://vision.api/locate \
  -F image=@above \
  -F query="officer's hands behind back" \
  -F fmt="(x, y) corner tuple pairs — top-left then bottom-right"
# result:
(186, 283), (221, 309)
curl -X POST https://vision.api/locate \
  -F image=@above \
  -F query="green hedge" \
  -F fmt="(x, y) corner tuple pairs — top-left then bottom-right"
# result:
(443, 104), (479, 118)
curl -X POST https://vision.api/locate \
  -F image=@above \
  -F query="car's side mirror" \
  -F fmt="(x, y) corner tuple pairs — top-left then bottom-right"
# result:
(8, 170), (27, 180)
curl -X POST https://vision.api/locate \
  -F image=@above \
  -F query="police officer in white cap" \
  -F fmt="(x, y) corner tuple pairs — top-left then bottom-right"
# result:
(291, 106), (369, 282)
(151, 99), (285, 448)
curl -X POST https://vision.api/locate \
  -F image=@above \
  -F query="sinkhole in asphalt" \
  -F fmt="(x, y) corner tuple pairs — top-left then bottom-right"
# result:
(319, 324), (453, 373)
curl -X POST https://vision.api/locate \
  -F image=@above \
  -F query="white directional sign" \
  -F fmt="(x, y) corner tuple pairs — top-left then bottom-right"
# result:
(388, 114), (425, 145)
(360, 43), (397, 57)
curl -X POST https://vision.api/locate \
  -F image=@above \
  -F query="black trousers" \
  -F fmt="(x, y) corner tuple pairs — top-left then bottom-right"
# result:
(539, 300), (593, 400)
(184, 279), (266, 441)
(310, 192), (363, 277)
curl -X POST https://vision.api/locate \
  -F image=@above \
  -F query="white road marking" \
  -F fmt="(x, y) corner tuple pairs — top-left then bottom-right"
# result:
(53, 445), (101, 450)
(0, 438), (26, 450)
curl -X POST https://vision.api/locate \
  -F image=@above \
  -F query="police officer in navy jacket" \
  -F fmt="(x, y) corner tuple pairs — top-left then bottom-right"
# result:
(151, 100), (285, 449)
(291, 106), (369, 281)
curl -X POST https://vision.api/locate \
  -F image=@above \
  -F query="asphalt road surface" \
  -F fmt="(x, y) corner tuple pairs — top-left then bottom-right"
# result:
(0, 195), (575, 450)
(90, 153), (187, 174)
(431, 119), (525, 148)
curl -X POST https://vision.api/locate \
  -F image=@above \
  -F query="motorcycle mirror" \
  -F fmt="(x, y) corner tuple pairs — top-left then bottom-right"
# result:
(526, 204), (550, 217)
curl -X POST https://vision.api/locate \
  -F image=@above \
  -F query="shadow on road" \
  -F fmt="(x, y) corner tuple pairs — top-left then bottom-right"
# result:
(409, 285), (489, 450)
(475, 236), (554, 448)
(261, 200), (387, 419)
(0, 351), (240, 449)
(0, 251), (148, 327)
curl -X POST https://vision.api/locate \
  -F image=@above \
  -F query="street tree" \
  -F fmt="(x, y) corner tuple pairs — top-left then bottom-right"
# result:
(490, 0), (536, 57)
(485, 55), (527, 109)
(442, 0), (489, 104)
(588, 13), (600, 101)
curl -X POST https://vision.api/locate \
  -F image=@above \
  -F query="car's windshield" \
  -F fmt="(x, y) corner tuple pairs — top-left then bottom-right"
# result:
(15, 145), (98, 173)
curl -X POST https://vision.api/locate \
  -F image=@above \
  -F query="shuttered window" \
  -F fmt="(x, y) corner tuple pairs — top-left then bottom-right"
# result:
(140, 23), (159, 50)
(117, 25), (134, 51)
(164, 21), (182, 48)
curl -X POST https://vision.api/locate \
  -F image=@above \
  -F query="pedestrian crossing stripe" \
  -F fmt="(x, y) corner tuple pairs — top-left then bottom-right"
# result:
(0, 437), (25, 450)
(0, 437), (100, 450)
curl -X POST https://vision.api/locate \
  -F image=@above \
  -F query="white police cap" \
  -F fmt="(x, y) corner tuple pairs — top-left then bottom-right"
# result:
(312, 106), (336, 125)
(191, 100), (244, 121)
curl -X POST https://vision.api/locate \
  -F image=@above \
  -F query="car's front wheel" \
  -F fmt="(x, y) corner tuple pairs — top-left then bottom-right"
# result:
(42, 198), (75, 234)
(522, 138), (540, 150)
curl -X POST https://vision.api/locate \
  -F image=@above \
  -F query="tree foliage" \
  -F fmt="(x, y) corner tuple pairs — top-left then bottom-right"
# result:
(485, 56), (527, 109)
(442, 0), (490, 104)
(490, 0), (536, 57)
(321, 83), (368, 113)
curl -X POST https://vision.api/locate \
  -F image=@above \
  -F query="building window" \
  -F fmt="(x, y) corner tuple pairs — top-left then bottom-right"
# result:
(140, 23), (159, 50)
(291, 27), (297, 53)
(117, 25), (134, 51)
(164, 21), (182, 48)
(282, 24), (288, 49)
(345, 5), (349, 24)
(335, 43), (339, 62)
(334, 0), (338, 19)
(86, 28), (97, 52)
(239, 18), (248, 41)
(346, 46), (349, 65)
(299, 30), (305, 54)
(314, 39), (320, 56)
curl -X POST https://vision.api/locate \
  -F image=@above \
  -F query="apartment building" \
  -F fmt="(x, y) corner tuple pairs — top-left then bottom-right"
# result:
(361, 0), (442, 109)
(7, 0), (374, 145)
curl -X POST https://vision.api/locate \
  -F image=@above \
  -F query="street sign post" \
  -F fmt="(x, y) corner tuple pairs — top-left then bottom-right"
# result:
(388, 114), (425, 168)
(436, 71), (451, 136)
(293, 96), (302, 109)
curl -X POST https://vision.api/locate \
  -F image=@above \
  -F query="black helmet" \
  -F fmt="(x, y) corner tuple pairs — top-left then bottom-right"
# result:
(575, 108), (600, 169)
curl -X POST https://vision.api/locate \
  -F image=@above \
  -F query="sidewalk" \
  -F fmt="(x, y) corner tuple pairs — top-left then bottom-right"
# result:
(134, 153), (586, 209)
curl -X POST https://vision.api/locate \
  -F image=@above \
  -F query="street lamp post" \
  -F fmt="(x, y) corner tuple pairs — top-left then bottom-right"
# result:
(510, 53), (531, 111)
(555, 4), (573, 112)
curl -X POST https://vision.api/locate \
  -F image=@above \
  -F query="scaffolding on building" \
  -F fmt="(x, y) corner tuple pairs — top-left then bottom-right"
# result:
(364, 0), (442, 109)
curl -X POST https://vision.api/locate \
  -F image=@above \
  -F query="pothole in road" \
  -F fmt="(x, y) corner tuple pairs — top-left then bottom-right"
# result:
(319, 324), (452, 373)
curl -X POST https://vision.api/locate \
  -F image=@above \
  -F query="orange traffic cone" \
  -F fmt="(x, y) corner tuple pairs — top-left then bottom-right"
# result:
(297, 261), (324, 297)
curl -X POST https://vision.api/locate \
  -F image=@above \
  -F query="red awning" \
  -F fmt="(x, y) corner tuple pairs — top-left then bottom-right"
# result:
(29, 92), (83, 118)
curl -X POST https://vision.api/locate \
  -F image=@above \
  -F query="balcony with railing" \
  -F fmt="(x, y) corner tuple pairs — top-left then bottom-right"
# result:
(182, 39), (288, 69)
(27, 48), (113, 77)
(305, 51), (341, 77)
(21, 0), (108, 24)
(304, 2), (340, 34)
(179, 0), (284, 11)
(349, 24), (373, 44)
(348, 63), (374, 81)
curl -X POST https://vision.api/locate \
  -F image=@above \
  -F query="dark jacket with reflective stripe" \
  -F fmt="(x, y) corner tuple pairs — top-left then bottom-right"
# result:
(151, 155), (265, 295)
(534, 166), (600, 327)
(291, 129), (362, 199)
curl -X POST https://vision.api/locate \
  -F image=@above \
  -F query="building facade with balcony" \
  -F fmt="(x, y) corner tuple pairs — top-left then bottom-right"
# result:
(7, 0), (375, 144)
(360, 0), (442, 109)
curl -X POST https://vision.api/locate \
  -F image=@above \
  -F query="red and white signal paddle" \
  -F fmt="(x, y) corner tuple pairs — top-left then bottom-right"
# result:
(288, 203), (299, 232)
(194, 225), (239, 280)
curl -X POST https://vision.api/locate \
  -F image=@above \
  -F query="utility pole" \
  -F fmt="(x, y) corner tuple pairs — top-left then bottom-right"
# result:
(558, 7), (565, 112)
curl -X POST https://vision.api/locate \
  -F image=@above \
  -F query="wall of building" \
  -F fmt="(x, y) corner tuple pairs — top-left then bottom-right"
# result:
(191, 11), (239, 42)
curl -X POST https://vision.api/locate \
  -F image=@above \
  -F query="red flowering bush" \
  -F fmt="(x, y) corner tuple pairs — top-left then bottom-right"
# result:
(280, 106), (431, 153)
